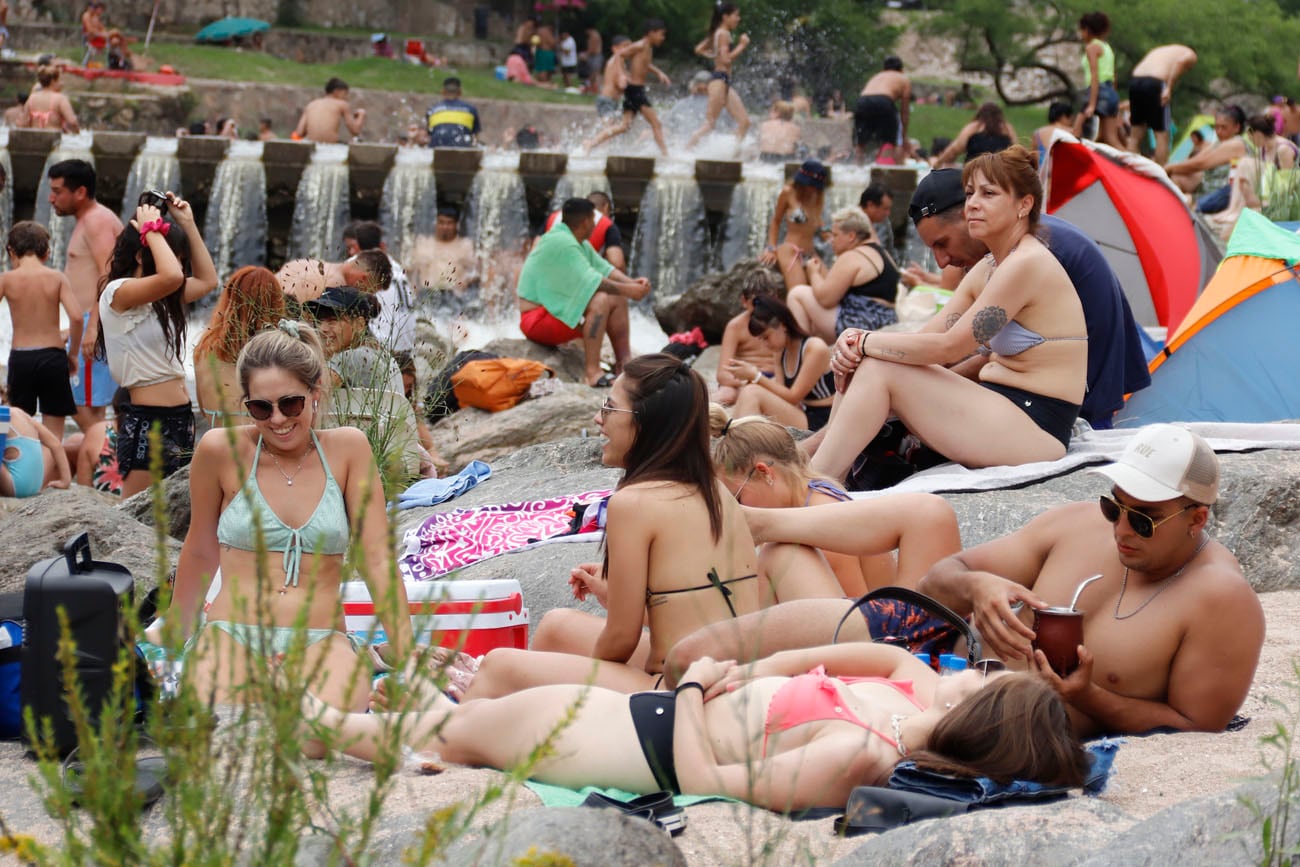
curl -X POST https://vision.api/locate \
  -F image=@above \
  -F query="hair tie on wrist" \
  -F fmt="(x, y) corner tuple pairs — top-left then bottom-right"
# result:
(138, 218), (169, 240)
(277, 319), (300, 338)
(675, 681), (706, 698)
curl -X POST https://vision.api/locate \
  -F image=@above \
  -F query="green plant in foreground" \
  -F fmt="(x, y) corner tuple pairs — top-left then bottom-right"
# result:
(1237, 658), (1300, 867)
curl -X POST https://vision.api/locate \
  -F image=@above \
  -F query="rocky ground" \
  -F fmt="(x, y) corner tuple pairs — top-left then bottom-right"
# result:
(2, 352), (1299, 863)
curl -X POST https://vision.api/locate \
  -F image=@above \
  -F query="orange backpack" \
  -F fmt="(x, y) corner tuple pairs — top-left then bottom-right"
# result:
(450, 358), (554, 412)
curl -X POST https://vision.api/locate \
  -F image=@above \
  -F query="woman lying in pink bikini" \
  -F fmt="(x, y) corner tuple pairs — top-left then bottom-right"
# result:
(308, 642), (1087, 810)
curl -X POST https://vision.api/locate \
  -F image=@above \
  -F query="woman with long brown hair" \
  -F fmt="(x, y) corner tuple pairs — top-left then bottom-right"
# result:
(193, 265), (287, 426)
(930, 102), (1018, 167)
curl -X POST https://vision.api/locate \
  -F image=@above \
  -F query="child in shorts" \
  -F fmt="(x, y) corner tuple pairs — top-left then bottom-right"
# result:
(0, 221), (82, 439)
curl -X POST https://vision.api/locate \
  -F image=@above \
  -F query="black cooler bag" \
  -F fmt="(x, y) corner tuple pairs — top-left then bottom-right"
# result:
(22, 533), (135, 756)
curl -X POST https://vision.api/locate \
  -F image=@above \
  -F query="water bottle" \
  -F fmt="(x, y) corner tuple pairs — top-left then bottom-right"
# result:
(938, 654), (968, 676)
(0, 405), (9, 456)
(913, 652), (932, 669)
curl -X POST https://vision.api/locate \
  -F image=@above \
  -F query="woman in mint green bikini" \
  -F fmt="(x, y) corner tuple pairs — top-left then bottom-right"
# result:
(161, 321), (412, 740)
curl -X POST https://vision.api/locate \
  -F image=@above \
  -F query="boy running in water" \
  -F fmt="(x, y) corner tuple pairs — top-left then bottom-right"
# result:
(585, 20), (672, 154)
(0, 221), (82, 439)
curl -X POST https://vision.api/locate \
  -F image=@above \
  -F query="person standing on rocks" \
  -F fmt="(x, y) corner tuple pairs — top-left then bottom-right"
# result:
(50, 159), (121, 434)
(853, 56), (911, 164)
(516, 198), (649, 387)
(1127, 44), (1198, 165)
(293, 77), (366, 144)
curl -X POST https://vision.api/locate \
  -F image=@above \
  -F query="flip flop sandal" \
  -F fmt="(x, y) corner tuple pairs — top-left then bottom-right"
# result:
(590, 372), (616, 388)
(61, 739), (167, 810)
(581, 791), (684, 834)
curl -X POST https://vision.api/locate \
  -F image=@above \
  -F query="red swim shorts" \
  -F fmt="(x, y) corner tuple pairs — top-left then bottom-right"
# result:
(520, 305), (583, 345)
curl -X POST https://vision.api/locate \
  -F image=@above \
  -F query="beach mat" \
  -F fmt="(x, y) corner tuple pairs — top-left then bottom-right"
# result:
(524, 781), (731, 810)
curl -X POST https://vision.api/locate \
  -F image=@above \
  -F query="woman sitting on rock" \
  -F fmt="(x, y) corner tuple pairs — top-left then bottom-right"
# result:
(785, 207), (900, 344)
(310, 643), (1090, 812)
(459, 353), (763, 699)
(0, 406), (71, 498)
(158, 323), (413, 753)
(812, 146), (1087, 481)
(711, 408), (961, 600)
(193, 265), (288, 428)
(304, 286), (405, 395)
(722, 294), (834, 432)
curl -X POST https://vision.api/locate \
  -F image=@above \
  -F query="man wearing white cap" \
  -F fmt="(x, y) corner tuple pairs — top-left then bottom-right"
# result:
(919, 424), (1263, 735)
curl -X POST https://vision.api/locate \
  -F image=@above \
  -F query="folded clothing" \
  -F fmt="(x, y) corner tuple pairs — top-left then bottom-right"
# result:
(396, 460), (492, 509)
(887, 738), (1120, 804)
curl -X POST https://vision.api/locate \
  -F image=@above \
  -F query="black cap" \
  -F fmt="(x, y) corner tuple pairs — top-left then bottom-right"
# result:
(908, 168), (966, 226)
(305, 285), (371, 317)
(793, 159), (827, 190)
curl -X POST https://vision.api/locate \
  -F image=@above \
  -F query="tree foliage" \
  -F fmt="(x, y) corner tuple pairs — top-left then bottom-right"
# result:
(926, 0), (1300, 111)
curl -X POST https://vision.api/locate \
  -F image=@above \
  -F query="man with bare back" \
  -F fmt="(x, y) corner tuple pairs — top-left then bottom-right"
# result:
(293, 77), (367, 144)
(1127, 44), (1197, 165)
(0, 221), (81, 439)
(49, 159), (121, 432)
(585, 20), (671, 154)
(854, 56), (911, 164)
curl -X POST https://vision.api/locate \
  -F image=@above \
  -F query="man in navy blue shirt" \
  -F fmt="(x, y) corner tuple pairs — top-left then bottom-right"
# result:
(426, 78), (482, 148)
(901, 168), (1150, 428)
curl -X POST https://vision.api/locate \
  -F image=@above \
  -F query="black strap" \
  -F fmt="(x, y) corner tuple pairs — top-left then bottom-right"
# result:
(831, 586), (981, 663)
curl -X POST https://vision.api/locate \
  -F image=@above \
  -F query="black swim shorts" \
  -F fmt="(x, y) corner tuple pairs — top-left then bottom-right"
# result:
(7, 347), (77, 418)
(629, 691), (680, 794)
(981, 382), (1081, 450)
(1128, 76), (1169, 132)
(116, 401), (195, 478)
(623, 84), (652, 114)
(853, 95), (900, 149)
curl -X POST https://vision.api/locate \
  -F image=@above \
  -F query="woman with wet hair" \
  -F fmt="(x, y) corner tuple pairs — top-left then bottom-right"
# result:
(309, 643), (1090, 812)
(460, 353), (764, 699)
(814, 145), (1087, 479)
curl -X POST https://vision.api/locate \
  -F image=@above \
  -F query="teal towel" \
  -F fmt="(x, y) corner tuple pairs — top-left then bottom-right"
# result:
(524, 780), (733, 809)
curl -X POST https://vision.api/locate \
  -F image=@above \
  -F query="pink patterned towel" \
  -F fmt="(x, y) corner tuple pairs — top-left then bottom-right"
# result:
(400, 490), (613, 581)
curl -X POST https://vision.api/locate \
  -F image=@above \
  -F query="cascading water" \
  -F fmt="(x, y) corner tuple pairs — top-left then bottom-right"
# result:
(549, 155), (610, 210)
(289, 143), (351, 261)
(33, 131), (95, 270)
(464, 151), (530, 318)
(203, 139), (268, 283)
(630, 162), (709, 299)
(825, 164), (872, 218)
(120, 136), (181, 222)
(378, 146), (436, 264)
(719, 161), (782, 269)
(0, 130), (13, 269)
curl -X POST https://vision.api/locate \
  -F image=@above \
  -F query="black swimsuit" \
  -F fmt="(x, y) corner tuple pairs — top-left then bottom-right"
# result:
(646, 568), (757, 618)
(623, 83), (651, 113)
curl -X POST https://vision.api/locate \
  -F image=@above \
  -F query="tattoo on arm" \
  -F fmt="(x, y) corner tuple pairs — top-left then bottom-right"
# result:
(944, 311), (962, 331)
(971, 306), (1009, 345)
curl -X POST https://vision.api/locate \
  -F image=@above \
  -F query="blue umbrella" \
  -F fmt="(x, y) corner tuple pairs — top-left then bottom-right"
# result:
(194, 17), (270, 44)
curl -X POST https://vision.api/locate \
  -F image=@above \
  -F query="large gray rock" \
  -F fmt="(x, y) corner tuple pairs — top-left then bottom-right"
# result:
(1080, 779), (1293, 866)
(429, 382), (608, 472)
(832, 797), (1134, 866)
(653, 260), (784, 344)
(481, 337), (587, 385)
(118, 464), (192, 542)
(438, 807), (687, 867)
(0, 485), (179, 594)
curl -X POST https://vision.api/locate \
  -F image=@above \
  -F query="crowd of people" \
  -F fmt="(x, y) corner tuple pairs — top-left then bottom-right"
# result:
(0, 6), (1277, 822)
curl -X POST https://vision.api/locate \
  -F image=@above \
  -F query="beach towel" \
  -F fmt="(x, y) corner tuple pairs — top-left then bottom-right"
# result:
(396, 460), (492, 509)
(887, 738), (1120, 804)
(524, 781), (728, 810)
(849, 423), (1300, 498)
(399, 490), (613, 581)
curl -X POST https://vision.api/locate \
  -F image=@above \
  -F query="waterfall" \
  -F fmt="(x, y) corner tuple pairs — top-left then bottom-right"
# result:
(549, 155), (610, 210)
(464, 152), (530, 318)
(378, 146), (436, 264)
(33, 131), (96, 270)
(119, 136), (181, 222)
(825, 165), (873, 219)
(720, 162), (782, 269)
(630, 165), (709, 299)
(289, 143), (351, 261)
(203, 139), (268, 283)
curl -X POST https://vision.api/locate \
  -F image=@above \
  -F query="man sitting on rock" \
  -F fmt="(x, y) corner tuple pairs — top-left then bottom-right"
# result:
(516, 197), (650, 387)
(666, 425), (1264, 736)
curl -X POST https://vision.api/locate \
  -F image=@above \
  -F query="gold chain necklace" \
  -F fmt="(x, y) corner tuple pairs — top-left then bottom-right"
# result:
(1113, 534), (1210, 621)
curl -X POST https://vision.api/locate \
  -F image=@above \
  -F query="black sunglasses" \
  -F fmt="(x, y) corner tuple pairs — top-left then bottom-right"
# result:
(243, 394), (307, 421)
(1098, 495), (1196, 539)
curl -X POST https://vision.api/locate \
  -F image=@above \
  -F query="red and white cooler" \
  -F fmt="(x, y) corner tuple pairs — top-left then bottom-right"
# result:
(341, 579), (529, 657)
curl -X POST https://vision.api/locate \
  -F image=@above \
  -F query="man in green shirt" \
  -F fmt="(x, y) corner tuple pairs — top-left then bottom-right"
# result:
(517, 198), (651, 386)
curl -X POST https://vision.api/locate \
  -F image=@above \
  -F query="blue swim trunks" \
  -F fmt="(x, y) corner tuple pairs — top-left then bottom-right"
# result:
(70, 310), (118, 408)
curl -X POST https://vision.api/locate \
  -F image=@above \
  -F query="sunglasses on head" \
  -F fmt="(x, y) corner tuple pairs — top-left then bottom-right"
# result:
(973, 658), (1008, 679)
(243, 394), (307, 421)
(1098, 495), (1196, 539)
